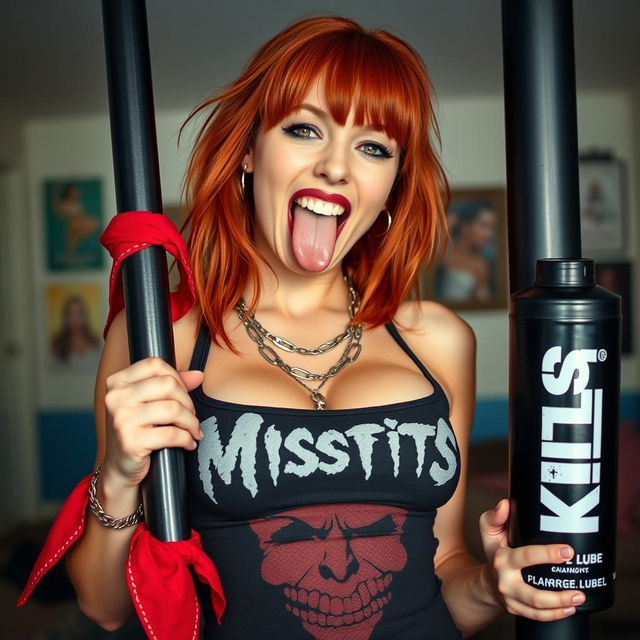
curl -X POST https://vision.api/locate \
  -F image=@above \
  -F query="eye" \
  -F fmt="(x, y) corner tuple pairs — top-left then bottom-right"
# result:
(282, 123), (320, 140)
(358, 141), (393, 159)
(344, 514), (399, 538)
(268, 518), (329, 544)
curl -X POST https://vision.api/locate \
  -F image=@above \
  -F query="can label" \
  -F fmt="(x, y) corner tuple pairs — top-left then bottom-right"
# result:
(520, 344), (614, 604)
(539, 346), (603, 534)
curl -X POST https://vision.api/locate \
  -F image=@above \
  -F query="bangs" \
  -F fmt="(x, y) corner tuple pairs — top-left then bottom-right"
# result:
(259, 30), (425, 151)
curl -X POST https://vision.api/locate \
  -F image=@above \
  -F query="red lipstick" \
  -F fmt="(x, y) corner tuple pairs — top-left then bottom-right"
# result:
(288, 189), (352, 235)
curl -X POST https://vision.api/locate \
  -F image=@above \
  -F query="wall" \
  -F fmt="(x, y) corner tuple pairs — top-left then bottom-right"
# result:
(438, 92), (640, 438)
(18, 91), (640, 506)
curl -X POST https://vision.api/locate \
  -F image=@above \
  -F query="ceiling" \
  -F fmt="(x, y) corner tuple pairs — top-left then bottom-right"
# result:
(1, 0), (639, 121)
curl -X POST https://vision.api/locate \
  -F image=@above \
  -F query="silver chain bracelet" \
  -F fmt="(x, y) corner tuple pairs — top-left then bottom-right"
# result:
(88, 464), (144, 529)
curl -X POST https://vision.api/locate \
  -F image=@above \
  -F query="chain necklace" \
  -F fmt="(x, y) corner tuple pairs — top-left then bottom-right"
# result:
(235, 279), (363, 410)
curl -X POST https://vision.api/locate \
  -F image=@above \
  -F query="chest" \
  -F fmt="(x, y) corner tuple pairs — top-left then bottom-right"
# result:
(187, 401), (460, 521)
(197, 320), (440, 412)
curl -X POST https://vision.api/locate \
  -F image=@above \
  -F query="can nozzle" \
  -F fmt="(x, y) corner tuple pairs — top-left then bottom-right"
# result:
(535, 259), (595, 287)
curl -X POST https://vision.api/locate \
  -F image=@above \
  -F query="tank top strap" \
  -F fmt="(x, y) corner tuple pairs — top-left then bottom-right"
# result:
(189, 321), (212, 371)
(384, 322), (443, 393)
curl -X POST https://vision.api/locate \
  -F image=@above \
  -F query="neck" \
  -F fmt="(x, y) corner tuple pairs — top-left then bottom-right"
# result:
(245, 261), (350, 318)
(243, 232), (352, 319)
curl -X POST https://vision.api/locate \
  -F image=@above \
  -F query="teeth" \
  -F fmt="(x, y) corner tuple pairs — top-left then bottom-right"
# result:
(295, 196), (345, 216)
(284, 575), (392, 628)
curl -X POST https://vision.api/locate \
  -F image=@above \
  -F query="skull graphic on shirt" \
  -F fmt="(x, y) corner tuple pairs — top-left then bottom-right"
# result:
(250, 503), (408, 640)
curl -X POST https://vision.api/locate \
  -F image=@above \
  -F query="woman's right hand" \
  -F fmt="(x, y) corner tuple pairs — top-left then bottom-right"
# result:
(102, 356), (205, 488)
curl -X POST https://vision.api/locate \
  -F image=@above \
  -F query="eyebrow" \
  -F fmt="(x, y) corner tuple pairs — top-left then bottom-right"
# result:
(298, 103), (388, 136)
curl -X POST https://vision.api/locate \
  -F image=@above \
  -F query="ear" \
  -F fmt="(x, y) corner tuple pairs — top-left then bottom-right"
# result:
(241, 150), (254, 174)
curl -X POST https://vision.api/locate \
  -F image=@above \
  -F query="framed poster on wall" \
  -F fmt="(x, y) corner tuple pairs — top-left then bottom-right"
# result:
(44, 179), (103, 271)
(45, 282), (102, 372)
(422, 187), (508, 311)
(579, 156), (626, 255)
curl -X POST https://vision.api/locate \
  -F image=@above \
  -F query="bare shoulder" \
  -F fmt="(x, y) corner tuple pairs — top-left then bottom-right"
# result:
(394, 300), (476, 406)
(395, 299), (475, 354)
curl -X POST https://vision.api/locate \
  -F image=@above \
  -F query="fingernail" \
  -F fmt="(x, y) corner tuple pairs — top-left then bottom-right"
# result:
(563, 607), (575, 615)
(198, 429), (204, 439)
(560, 547), (573, 559)
(572, 594), (585, 604)
(191, 440), (198, 449)
(494, 499), (503, 511)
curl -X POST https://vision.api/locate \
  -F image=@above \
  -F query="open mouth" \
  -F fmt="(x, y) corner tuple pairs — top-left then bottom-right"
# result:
(288, 189), (351, 237)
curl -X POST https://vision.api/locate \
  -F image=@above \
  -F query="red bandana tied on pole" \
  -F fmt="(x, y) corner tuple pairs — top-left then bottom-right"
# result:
(18, 212), (226, 639)
(101, 211), (197, 337)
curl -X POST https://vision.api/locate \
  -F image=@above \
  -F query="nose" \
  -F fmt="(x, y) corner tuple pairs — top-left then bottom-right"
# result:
(313, 142), (350, 184)
(318, 535), (359, 582)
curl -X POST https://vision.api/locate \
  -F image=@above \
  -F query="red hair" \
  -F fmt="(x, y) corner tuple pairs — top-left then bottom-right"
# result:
(182, 16), (449, 349)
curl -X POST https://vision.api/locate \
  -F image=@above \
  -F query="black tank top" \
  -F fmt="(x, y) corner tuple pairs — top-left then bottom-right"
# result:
(186, 322), (462, 639)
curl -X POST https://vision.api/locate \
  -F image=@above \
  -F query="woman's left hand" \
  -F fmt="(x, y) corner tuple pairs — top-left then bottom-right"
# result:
(478, 498), (586, 621)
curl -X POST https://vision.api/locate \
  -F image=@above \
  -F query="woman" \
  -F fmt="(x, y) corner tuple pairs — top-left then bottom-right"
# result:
(437, 201), (497, 302)
(53, 184), (100, 254)
(50, 294), (101, 369)
(66, 16), (586, 639)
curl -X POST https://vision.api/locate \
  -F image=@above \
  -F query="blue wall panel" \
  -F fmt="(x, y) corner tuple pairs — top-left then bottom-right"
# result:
(37, 410), (96, 501)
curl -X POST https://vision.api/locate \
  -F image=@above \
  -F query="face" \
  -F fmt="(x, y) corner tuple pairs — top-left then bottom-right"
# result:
(244, 81), (401, 273)
(250, 503), (408, 640)
(463, 209), (496, 250)
(65, 299), (88, 330)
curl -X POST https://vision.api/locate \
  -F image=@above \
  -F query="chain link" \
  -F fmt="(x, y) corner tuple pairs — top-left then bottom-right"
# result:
(88, 464), (144, 529)
(235, 277), (360, 356)
(235, 278), (363, 409)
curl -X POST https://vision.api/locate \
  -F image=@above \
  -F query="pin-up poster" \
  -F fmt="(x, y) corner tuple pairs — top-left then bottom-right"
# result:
(46, 283), (102, 372)
(44, 179), (103, 270)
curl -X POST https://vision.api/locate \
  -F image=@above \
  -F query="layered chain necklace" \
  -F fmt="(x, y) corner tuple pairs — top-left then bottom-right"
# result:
(235, 278), (363, 410)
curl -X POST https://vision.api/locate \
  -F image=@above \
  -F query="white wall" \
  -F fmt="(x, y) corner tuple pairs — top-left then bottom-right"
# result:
(3, 89), (634, 516)
(25, 111), (193, 408)
(438, 91), (639, 395)
(21, 90), (640, 409)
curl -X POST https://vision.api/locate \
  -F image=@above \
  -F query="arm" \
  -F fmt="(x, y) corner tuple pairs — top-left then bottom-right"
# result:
(409, 302), (586, 636)
(65, 309), (203, 631)
(408, 303), (502, 637)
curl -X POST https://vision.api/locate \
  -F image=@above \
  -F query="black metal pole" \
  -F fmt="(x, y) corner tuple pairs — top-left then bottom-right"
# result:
(102, 0), (189, 542)
(503, 0), (582, 296)
(503, 1), (587, 638)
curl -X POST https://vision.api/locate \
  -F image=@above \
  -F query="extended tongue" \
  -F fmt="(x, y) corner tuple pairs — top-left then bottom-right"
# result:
(291, 204), (337, 272)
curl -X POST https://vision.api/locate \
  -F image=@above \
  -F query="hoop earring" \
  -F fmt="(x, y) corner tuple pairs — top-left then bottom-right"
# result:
(370, 209), (392, 238)
(383, 209), (392, 233)
(240, 164), (247, 195)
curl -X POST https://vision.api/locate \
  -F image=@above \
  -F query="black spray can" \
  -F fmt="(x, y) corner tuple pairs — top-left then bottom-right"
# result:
(509, 258), (620, 613)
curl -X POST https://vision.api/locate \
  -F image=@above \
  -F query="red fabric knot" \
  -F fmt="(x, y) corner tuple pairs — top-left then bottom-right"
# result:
(127, 524), (226, 640)
(17, 474), (91, 607)
(18, 474), (226, 638)
(99, 211), (196, 339)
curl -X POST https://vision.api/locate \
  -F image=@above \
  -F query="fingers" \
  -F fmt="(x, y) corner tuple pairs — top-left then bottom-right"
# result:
(103, 357), (205, 484)
(106, 356), (191, 392)
(487, 540), (587, 622)
(123, 399), (203, 441)
(479, 499), (510, 558)
(481, 499), (509, 528)
(507, 544), (575, 570)
(504, 600), (578, 622)
(501, 581), (585, 621)
(178, 369), (205, 391)
(511, 579), (585, 608)
(108, 374), (197, 414)
(132, 425), (200, 454)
